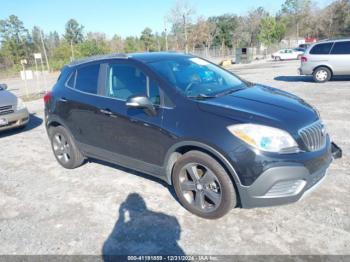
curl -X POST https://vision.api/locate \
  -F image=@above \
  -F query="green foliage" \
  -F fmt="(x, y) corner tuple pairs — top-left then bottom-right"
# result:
(140, 27), (156, 51)
(208, 14), (239, 48)
(258, 17), (286, 45)
(77, 39), (109, 57)
(124, 37), (141, 53)
(64, 19), (84, 44)
(0, 15), (33, 64)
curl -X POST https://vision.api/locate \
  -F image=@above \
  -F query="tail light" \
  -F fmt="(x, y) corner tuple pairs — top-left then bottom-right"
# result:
(301, 56), (308, 62)
(44, 91), (52, 104)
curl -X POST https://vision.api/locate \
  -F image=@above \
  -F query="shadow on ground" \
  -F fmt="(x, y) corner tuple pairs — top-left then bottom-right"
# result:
(0, 113), (43, 139)
(90, 158), (178, 201)
(102, 193), (184, 260)
(275, 75), (350, 82)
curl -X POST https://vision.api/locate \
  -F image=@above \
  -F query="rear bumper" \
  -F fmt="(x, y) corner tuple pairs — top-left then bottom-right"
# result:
(0, 108), (29, 132)
(239, 142), (341, 208)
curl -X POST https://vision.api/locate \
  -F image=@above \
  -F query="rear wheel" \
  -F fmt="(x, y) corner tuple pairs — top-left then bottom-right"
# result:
(49, 126), (85, 169)
(172, 151), (237, 219)
(313, 67), (331, 83)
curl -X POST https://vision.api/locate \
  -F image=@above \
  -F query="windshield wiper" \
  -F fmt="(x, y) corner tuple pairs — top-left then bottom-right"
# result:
(214, 87), (245, 97)
(187, 93), (216, 100)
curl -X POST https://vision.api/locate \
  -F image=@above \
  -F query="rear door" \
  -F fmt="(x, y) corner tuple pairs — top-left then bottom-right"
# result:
(330, 41), (350, 75)
(56, 62), (110, 148)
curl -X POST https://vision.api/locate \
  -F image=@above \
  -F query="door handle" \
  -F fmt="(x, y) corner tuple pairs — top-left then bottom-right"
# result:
(100, 109), (113, 115)
(59, 97), (68, 102)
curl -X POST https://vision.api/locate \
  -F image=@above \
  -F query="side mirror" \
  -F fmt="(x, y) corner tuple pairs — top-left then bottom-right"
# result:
(126, 95), (156, 116)
(0, 84), (8, 90)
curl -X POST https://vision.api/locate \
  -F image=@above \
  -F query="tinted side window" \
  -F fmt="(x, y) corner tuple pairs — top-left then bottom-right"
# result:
(107, 64), (160, 104)
(75, 64), (100, 94)
(310, 43), (333, 55)
(331, 41), (350, 54)
(66, 71), (76, 88)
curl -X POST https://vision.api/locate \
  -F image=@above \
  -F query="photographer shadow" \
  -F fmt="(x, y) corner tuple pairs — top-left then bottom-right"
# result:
(102, 193), (185, 260)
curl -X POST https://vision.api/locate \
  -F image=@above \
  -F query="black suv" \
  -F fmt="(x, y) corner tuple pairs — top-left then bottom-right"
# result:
(44, 52), (341, 219)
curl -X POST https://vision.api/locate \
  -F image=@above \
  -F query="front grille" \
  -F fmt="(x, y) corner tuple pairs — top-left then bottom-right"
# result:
(299, 121), (327, 151)
(0, 105), (13, 116)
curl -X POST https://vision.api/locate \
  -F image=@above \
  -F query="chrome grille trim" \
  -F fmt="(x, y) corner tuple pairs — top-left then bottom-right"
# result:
(0, 105), (13, 116)
(299, 121), (327, 151)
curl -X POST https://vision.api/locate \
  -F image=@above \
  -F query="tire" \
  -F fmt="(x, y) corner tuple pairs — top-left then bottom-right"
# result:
(313, 67), (331, 83)
(49, 125), (85, 169)
(172, 151), (237, 219)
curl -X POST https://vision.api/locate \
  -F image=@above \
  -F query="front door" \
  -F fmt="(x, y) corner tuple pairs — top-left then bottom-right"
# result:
(96, 61), (172, 169)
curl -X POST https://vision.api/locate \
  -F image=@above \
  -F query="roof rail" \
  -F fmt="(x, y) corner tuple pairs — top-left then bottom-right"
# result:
(68, 53), (128, 67)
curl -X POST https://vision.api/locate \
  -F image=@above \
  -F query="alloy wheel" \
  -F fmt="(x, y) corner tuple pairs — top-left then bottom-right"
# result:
(52, 133), (72, 164)
(178, 163), (222, 213)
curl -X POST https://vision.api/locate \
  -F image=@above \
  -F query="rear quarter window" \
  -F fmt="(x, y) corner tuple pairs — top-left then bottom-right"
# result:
(330, 41), (350, 55)
(75, 64), (100, 94)
(310, 43), (333, 55)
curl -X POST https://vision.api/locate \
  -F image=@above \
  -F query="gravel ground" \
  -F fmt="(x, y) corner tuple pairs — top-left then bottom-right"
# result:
(0, 60), (349, 256)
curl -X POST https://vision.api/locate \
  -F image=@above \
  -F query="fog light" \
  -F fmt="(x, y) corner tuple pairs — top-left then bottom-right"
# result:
(265, 180), (306, 197)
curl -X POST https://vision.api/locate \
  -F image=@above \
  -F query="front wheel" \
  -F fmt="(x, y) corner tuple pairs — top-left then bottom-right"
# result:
(313, 67), (331, 83)
(49, 126), (85, 169)
(172, 151), (237, 219)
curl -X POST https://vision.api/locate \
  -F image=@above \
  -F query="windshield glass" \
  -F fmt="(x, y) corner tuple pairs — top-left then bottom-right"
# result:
(148, 57), (246, 98)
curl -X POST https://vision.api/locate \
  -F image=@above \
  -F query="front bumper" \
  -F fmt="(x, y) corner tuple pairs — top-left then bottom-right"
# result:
(0, 108), (30, 132)
(239, 142), (341, 208)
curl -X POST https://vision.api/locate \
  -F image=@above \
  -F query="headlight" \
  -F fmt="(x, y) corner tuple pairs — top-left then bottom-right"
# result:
(16, 98), (26, 110)
(227, 124), (299, 153)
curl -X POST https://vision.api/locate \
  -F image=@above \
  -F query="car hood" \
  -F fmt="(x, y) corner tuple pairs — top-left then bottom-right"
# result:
(197, 85), (318, 134)
(0, 90), (17, 107)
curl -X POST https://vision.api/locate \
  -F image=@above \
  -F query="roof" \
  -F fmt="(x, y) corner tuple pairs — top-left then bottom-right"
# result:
(319, 37), (350, 43)
(68, 53), (128, 67)
(67, 52), (192, 67)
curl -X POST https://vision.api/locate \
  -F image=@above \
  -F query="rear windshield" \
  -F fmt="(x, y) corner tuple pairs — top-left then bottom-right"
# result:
(310, 43), (333, 55)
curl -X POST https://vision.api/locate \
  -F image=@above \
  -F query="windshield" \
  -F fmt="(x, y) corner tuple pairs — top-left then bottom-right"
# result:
(148, 57), (246, 98)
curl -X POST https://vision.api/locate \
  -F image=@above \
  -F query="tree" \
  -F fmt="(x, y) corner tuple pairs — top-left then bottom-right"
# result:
(124, 36), (140, 53)
(64, 19), (84, 44)
(110, 34), (124, 53)
(168, 0), (195, 52)
(245, 7), (269, 46)
(279, 0), (312, 38)
(258, 16), (286, 46)
(140, 27), (155, 51)
(208, 14), (239, 49)
(0, 15), (32, 64)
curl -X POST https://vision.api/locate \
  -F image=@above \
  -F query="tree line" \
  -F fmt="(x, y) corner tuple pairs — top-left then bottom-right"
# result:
(0, 0), (349, 72)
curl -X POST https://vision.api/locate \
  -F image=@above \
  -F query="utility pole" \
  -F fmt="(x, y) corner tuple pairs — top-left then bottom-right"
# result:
(69, 24), (75, 61)
(164, 18), (168, 51)
(183, 14), (188, 53)
(39, 29), (50, 72)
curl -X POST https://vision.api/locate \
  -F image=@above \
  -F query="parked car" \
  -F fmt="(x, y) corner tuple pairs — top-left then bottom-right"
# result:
(293, 47), (306, 53)
(44, 53), (342, 219)
(299, 38), (350, 83)
(272, 48), (304, 60)
(0, 83), (29, 132)
(298, 43), (311, 50)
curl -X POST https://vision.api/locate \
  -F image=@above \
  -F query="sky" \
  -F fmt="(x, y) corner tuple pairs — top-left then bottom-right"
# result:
(0, 0), (332, 38)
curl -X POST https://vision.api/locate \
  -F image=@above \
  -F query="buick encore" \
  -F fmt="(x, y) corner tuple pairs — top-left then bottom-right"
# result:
(44, 52), (342, 219)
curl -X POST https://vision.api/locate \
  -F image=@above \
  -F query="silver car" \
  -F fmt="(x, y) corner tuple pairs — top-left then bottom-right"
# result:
(0, 84), (29, 131)
(299, 38), (350, 83)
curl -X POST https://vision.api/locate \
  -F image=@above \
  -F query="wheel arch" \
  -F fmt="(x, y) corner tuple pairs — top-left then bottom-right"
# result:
(164, 141), (243, 201)
(313, 65), (334, 76)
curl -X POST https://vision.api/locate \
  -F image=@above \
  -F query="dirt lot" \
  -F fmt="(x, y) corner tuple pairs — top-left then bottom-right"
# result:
(0, 60), (349, 256)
